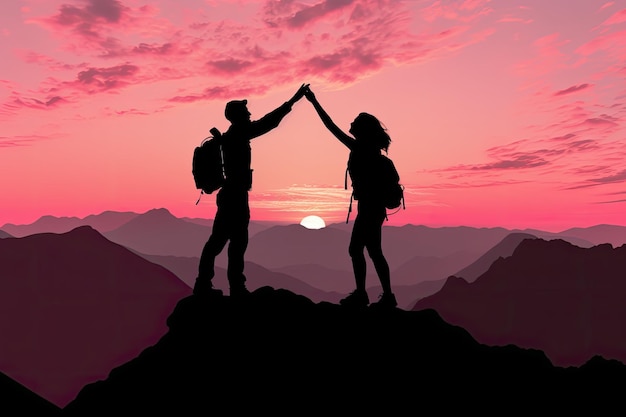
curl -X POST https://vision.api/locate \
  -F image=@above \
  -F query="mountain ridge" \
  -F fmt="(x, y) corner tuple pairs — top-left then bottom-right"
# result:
(0, 225), (191, 408)
(61, 287), (626, 415)
(413, 238), (626, 367)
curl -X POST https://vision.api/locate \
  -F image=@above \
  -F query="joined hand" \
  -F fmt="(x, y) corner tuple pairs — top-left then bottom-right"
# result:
(295, 83), (310, 101)
(303, 85), (315, 101)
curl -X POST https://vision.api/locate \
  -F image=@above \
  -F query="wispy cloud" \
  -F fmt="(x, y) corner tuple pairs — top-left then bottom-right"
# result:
(596, 198), (626, 204)
(554, 83), (591, 96)
(251, 184), (351, 213)
(435, 132), (604, 175)
(0, 134), (58, 147)
(72, 63), (139, 93)
(567, 169), (626, 190)
(599, 2), (615, 11)
(5, 0), (498, 112)
(262, 0), (355, 28)
(600, 7), (626, 26)
(1, 93), (66, 115)
(168, 85), (267, 104)
(421, 179), (530, 190)
(421, 0), (494, 23)
(497, 16), (533, 24)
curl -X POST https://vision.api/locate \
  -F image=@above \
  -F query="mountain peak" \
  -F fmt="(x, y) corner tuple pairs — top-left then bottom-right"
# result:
(142, 208), (175, 218)
(65, 225), (100, 235)
(63, 286), (626, 415)
(414, 237), (626, 368)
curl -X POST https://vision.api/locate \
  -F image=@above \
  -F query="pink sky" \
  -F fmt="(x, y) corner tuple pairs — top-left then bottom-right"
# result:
(1, 0), (625, 231)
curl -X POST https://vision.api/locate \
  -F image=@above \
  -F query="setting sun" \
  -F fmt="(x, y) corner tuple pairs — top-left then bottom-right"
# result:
(300, 215), (326, 230)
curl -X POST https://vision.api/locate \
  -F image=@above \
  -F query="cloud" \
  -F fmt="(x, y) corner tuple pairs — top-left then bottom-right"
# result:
(576, 29), (626, 57)
(73, 63), (140, 93)
(554, 83), (591, 96)
(10, 0), (497, 113)
(431, 125), (611, 188)
(131, 42), (175, 55)
(169, 85), (268, 104)
(263, 0), (355, 29)
(207, 58), (254, 73)
(519, 33), (570, 75)
(30, 0), (169, 59)
(49, 0), (129, 38)
(601, 7), (626, 26)
(596, 198), (626, 204)
(600, 2), (615, 11)
(446, 154), (550, 172)
(588, 169), (626, 184)
(0, 134), (57, 147)
(422, 179), (530, 190)
(251, 184), (350, 212)
(567, 169), (626, 190)
(497, 17), (533, 24)
(0, 93), (66, 115)
(421, 0), (494, 23)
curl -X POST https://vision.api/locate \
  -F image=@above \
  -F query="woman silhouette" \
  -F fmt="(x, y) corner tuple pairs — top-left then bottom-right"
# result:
(304, 86), (398, 309)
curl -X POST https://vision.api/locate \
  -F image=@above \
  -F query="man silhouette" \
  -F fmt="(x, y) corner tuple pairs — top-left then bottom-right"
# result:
(194, 84), (309, 298)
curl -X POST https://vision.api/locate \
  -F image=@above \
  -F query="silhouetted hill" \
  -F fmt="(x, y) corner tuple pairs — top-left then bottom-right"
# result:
(136, 249), (440, 309)
(369, 279), (448, 310)
(0, 226), (191, 407)
(271, 263), (356, 293)
(1, 211), (137, 237)
(0, 229), (12, 238)
(180, 216), (275, 236)
(392, 251), (478, 285)
(558, 224), (626, 247)
(103, 208), (213, 257)
(0, 371), (61, 416)
(135, 251), (344, 304)
(413, 238), (626, 367)
(62, 287), (625, 415)
(247, 223), (514, 273)
(514, 228), (594, 247)
(246, 223), (353, 269)
(453, 232), (537, 282)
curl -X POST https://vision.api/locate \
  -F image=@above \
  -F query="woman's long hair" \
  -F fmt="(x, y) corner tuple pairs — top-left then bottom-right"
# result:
(351, 112), (391, 153)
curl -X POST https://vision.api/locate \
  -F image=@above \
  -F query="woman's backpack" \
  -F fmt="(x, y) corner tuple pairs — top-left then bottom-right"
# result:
(344, 152), (405, 222)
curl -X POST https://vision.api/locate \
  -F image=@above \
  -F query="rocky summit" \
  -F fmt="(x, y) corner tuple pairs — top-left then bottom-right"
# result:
(62, 286), (626, 416)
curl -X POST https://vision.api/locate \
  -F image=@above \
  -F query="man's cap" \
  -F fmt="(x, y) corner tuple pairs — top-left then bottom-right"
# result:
(225, 99), (248, 120)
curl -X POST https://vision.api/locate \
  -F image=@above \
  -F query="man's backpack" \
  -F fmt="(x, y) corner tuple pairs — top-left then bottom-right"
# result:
(192, 127), (225, 205)
(345, 152), (405, 223)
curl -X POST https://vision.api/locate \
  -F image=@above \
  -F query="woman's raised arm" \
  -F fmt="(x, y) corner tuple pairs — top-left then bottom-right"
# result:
(304, 87), (355, 150)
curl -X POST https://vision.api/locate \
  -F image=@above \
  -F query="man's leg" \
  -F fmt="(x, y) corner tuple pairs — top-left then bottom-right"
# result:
(194, 194), (229, 296)
(227, 191), (251, 296)
(227, 222), (249, 291)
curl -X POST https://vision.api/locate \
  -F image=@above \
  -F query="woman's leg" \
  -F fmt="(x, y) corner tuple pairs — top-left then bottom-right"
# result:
(349, 213), (367, 292)
(361, 205), (392, 293)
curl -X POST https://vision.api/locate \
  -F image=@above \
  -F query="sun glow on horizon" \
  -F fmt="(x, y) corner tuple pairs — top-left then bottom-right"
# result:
(300, 215), (326, 229)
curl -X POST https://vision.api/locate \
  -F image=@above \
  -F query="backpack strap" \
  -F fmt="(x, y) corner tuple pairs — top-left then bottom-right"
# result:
(346, 191), (353, 224)
(195, 190), (204, 205)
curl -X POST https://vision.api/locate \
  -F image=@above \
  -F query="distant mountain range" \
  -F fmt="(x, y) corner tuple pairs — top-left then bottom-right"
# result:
(136, 251), (345, 304)
(61, 288), (626, 415)
(0, 226), (191, 408)
(3, 210), (626, 411)
(0, 211), (139, 237)
(413, 237), (626, 367)
(4, 208), (626, 307)
(453, 232), (538, 282)
(0, 209), (273, 240)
